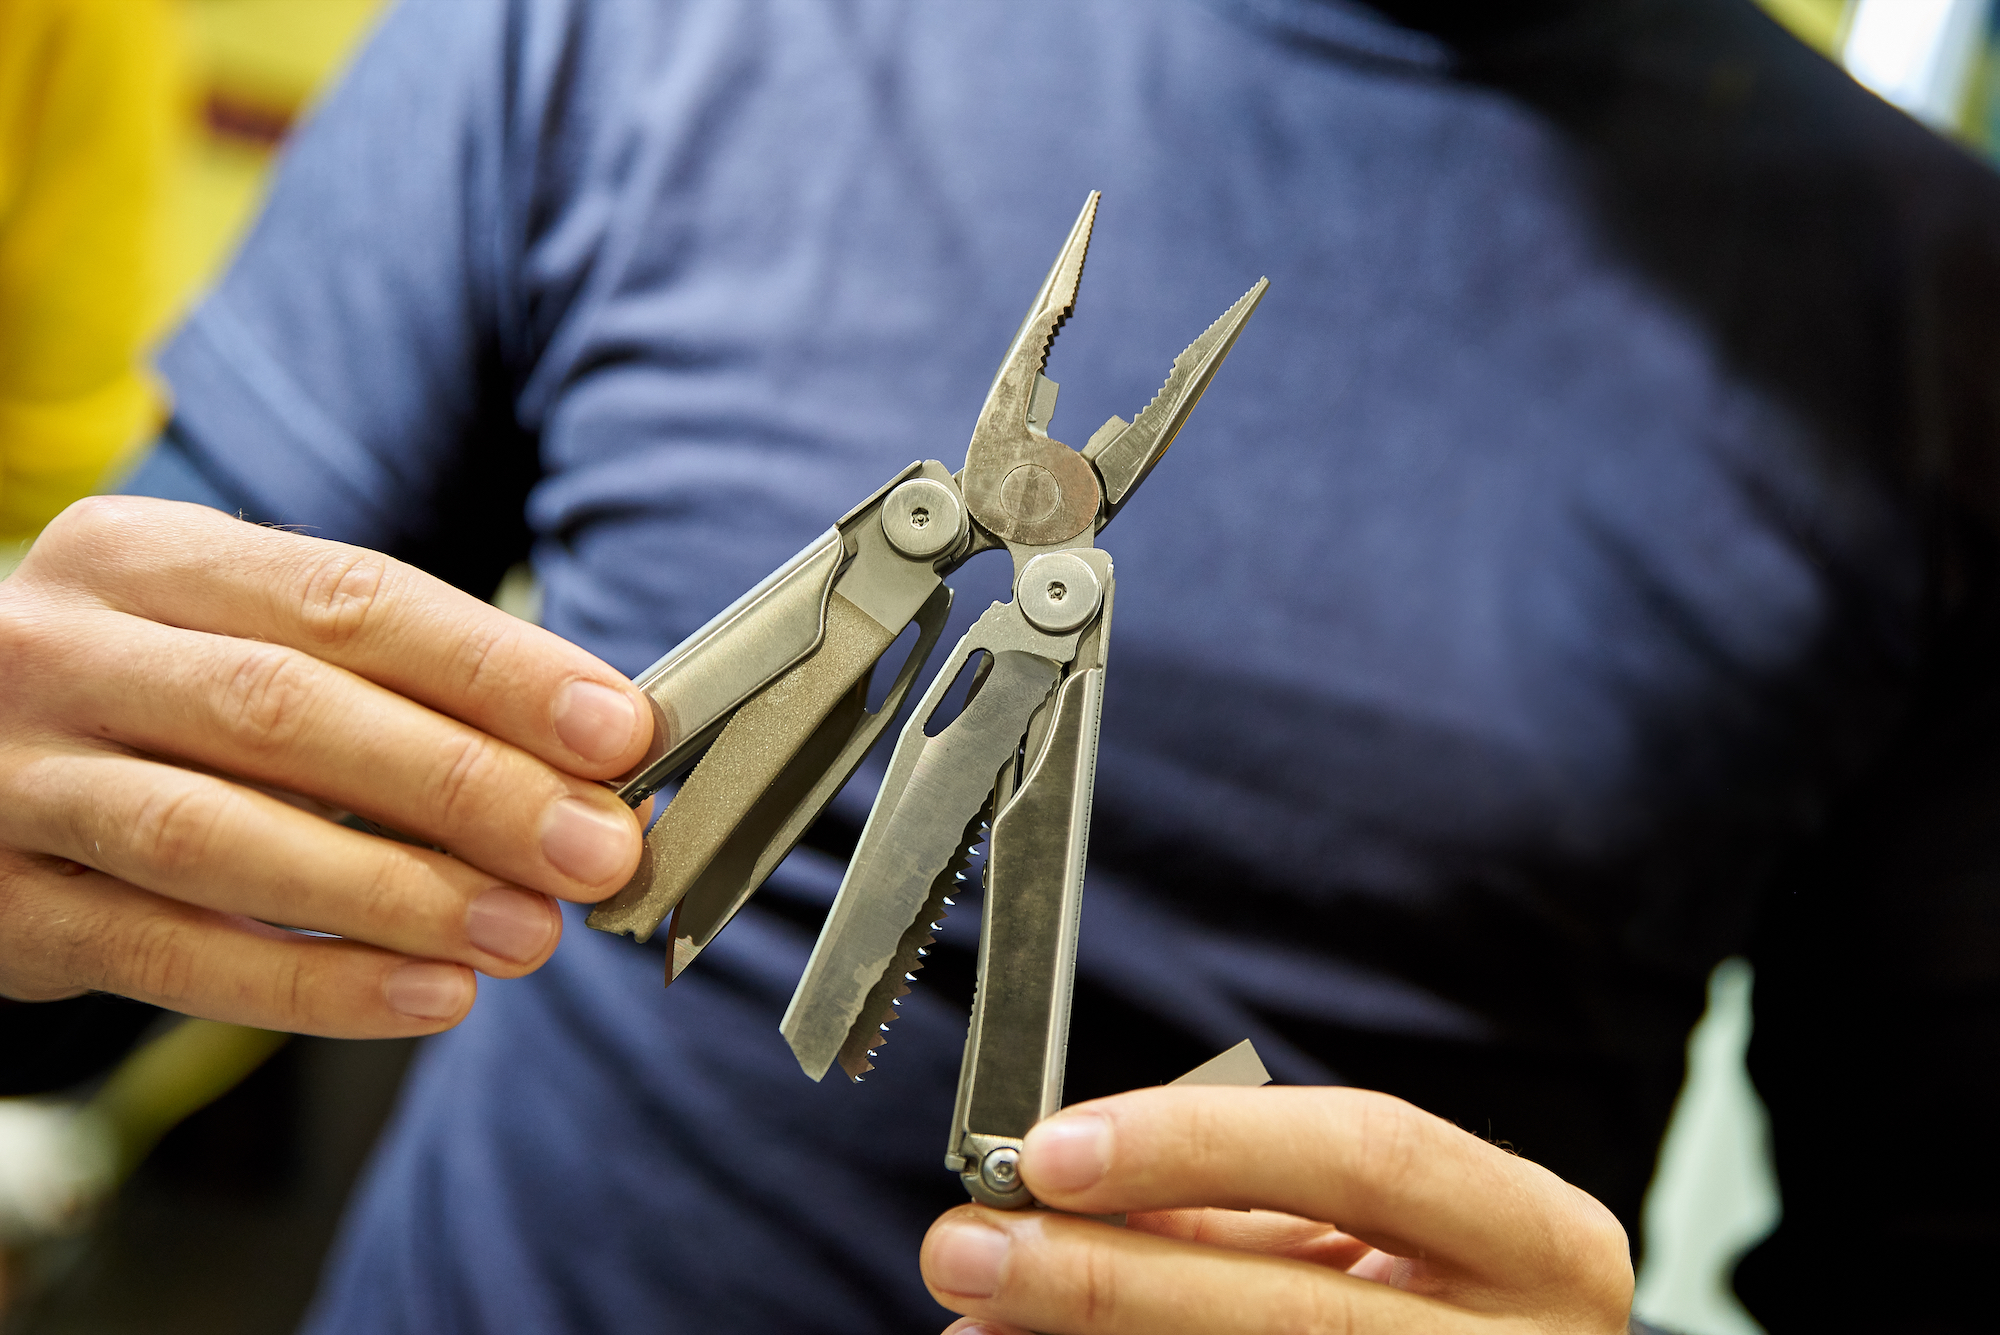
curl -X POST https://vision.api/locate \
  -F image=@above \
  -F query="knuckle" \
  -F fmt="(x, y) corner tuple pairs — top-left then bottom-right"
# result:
(430, 731), (507, 830)
(217, 644), (321, 750)
(1491, 1160), (1633, 1323)
(30, 496), (155, 585)
(1555, 1187), (1636, 1317)
(350, 845), (430, 939)
(273, 947), (313, 1026)
(450, 621), (518, 703)
(1164, 1093), (1234, 1189)
(1069, 1239), (1122, 1325)
(122, 909), (201, 1002)
(293, 547), (392, 648)
(43, 494), (141, 551)
(131, 783), (229, 880)
(1342, 1091), (1426, 1207)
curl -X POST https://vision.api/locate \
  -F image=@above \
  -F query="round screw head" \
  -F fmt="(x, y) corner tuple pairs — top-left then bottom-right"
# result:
(882, 478), (965, 559)
(980, 1146), (1021, 1194)
(1017, 552), (1101, 634)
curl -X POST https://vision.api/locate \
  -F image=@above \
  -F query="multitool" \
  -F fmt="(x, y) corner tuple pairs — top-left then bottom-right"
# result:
(587, 193), (1266, 1207)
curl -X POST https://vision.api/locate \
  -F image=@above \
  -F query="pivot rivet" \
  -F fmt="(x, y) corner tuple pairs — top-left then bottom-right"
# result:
(1018, 552), (1101, 634)
(882, 478), (965, 560)
(1000, 464), (1061, 523)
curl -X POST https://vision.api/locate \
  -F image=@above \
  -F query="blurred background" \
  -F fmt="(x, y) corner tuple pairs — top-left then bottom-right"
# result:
(1, 3), (403, 1331)
(0, 2), (1994, 1331)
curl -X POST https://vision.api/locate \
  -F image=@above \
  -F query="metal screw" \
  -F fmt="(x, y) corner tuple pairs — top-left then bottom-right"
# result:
(881, 478), (964, 559)
(980, 1146), (1021, 1193)
(1017, 551), (1101, 634)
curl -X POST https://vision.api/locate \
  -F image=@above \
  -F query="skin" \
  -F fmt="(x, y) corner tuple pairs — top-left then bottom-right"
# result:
(921, 1086), (1635, 1335)
(0, 497), (652, 1036)
(4, 499), (1630, 1327)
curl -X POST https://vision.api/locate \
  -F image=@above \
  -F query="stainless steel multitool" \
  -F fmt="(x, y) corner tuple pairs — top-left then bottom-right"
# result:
(586, 193), (1265, 1208)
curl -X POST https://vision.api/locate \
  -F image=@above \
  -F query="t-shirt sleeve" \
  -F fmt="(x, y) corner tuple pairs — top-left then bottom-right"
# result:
(154, 0), (527, 560)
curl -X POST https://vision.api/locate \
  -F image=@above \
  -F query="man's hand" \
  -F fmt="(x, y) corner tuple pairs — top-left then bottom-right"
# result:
(0, 498), (653, 1036)
(922, 1085), (1634, 1335)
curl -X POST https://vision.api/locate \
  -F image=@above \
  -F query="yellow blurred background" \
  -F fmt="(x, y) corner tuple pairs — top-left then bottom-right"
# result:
(0, 0), (382, 546)
(167, 0), (385, 313)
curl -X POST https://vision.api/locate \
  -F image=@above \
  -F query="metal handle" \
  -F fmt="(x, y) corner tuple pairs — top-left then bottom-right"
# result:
(612, 528), (847, 808)
(948, 665), (1103, 1206)
(650, 584), (953, 979)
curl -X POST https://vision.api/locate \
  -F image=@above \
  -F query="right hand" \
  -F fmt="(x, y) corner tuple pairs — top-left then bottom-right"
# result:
(0, 497), (654, 1037)
(920, 1085), (1634, 1335)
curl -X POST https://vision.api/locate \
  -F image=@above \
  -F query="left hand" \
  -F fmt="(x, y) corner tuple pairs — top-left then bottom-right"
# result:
(920, 1085), (1634, 1334)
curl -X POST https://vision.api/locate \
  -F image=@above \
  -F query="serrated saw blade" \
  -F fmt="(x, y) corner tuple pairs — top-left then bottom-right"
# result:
(782, 645), (1060, 1081)
(835, 804), (987, 1080)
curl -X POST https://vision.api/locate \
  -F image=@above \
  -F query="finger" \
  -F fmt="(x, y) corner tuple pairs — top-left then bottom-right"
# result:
(940, 1319), (1032, 1335)
(31, 614), (640, 899)
(0, 858), (475, 1037)
(10, 747), (562, 974)
(1016, 1086), (1629, 1293)
(921, 1205), (1480, 1335)
(26, 497), (653, 778)
(1128, 1208), (1379, 1271)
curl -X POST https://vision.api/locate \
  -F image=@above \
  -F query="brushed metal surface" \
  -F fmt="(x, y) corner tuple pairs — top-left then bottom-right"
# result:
(782, 635), (1062, 1080)
(589, 594), (895, 940)
(960, 193), (1104, 547)
(612, 528), (845, 806)
(660, 584), (953, 981)
(1082, 277), (1268, 524)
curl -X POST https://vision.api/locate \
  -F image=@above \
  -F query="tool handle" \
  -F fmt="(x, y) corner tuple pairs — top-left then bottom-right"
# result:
(611, 527), (847, 808)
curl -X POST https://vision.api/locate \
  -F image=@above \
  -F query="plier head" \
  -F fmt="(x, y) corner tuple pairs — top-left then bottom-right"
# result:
(959, 192), (1267, 552)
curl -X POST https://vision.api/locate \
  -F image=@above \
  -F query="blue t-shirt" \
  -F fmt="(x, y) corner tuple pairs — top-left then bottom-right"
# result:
(134, 1), (2000, 1329)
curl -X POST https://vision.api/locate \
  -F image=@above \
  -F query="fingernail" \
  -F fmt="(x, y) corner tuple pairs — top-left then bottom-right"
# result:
(1023, 1112), (1111, 1193)
(465, 887), (557, 963)
(385, 962), (471, 1020)
(927, 1219), (1009, 1299)
(552, 680), (643, 764)
(540, 797), (634, 887)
